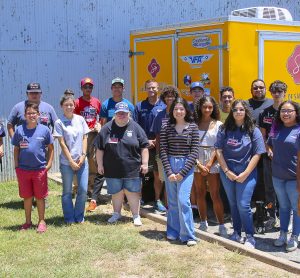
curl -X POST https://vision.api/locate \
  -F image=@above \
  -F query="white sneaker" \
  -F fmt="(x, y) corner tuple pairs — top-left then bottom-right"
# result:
(244, 234), (256, 249)
(107, 212), (121, 224)
(274, 231), (288, 247)
(199, 221), (208, 232)
(286, 235), (299, 252)
(219, 225), (228, 238)
(133, 215), (142, 226)
(187, 240), (197, 247)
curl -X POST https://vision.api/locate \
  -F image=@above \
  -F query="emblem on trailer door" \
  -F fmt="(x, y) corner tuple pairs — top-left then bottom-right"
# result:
(287, 45), (300, 84)
(180, 55), (213, 68)
(148, 58), (160, 78)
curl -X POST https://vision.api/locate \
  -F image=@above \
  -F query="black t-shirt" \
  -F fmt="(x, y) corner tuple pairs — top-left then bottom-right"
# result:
(246, 98), (273, 124)
(95, 119), (149, 178)
(258, 105), (277, 139)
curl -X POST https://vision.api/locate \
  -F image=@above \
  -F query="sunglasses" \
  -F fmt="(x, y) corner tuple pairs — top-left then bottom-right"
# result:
(82, 84), (93, 89)
(253, 86), (265, 90)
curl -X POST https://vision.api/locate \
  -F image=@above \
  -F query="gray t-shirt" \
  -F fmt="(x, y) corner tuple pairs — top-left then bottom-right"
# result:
(53, 114), (90, 166)
(8, 100), (58, 132)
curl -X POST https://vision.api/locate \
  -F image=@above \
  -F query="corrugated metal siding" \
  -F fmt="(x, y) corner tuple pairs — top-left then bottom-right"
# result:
(1, 0), (300, 181)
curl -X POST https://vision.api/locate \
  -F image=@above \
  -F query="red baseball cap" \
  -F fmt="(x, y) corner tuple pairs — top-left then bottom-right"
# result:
(80, 77), (94, 87)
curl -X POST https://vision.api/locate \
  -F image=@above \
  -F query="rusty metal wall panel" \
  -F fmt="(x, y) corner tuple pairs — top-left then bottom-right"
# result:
(1, 0), (300, 181)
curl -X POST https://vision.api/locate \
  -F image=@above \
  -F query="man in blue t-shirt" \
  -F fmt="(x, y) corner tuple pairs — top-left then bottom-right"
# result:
(134, 79), (166, 212)
(7, 82), (58, 208)
(7, 82), (58, 138)
(100, 78), (134, 124)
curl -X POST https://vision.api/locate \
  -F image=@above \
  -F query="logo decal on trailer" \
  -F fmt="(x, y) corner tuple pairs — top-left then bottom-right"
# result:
(287, 45), (300, 84)
(192, 36), (212, 48)
(148, 58), (160, 78)
(180, 55), (213, 68)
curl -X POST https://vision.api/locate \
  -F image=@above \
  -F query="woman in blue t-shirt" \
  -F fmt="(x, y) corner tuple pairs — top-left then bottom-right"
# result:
(267, 100), (300, 252)
(215, 99), (265, 249)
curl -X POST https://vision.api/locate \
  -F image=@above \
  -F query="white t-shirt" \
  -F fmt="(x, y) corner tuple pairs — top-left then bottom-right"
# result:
(53, 114), (90, 165)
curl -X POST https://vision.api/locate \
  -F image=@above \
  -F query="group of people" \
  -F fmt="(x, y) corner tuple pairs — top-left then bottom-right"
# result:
(3, 76), (300, 252)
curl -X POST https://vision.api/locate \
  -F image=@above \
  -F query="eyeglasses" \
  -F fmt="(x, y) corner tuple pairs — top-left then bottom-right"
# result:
(280, 109), (295, 114)
(232, 108), (245, 113)
(82, 85), (93, 89)
(26, 112), (38, 116)
(253, 86), (265, 90)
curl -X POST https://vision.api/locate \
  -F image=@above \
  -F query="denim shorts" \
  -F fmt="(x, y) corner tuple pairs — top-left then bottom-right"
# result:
(106, 177), (142, 194)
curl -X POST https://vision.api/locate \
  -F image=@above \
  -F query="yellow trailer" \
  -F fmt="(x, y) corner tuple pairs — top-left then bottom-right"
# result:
(130, 16), (300, 103)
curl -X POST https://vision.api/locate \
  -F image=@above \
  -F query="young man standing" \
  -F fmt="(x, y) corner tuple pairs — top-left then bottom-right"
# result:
(100, 78), (134, 124)
(189, 82), (205, 112)
(7, 82), (58, 209)
(74, 77), (103, 210)
(134, 79), (166, 212)
(219, 86), (235, 123)
(7, 82), (58, 137)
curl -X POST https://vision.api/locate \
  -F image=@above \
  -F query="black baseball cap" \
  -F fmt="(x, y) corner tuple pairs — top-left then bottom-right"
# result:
(26, 82), (42, 93)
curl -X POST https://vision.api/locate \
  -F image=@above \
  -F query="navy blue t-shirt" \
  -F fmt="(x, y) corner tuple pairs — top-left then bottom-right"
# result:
(267, 124), (300, 180)
(215, 127), (266, 170)
(150, 108), (169, 136)
(134, 98), (165, 139)
(12, 123), (54, 170)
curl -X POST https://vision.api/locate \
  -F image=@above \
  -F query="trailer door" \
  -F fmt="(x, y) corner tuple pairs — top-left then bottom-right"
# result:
(177, 29), (224, 101)
(258, 31), (300, 102)
(133, 35), (176, 103)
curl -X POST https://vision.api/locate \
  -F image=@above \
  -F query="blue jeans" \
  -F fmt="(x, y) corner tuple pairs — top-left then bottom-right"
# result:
(60, 161), (88, 223)
(272, 177), (300, 236)
(164, 156), (196, 242)
(220, 164), (257, 236)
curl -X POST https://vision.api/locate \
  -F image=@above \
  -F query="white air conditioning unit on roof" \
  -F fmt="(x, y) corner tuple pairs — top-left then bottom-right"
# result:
(231, 7), (293, 21)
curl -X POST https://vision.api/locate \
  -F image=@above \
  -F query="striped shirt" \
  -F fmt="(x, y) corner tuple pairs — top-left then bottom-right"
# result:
(160, 121), (199, 177)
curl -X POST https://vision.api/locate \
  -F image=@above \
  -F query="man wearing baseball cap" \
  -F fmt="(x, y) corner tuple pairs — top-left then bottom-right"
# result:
(7, 82), (58, 138)
(189, 81), (205, 112)
(74, 77), (104, 210)
(7, 82), (58, 209)
(100, 77), (134, 124)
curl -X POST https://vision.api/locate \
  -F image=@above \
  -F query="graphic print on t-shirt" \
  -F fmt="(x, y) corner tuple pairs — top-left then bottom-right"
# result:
(20, 137), (29, 148)
(80, 106), (97, 123)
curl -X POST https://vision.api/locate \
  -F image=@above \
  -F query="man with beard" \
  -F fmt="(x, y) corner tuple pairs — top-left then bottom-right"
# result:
(246, 79), (273, 233)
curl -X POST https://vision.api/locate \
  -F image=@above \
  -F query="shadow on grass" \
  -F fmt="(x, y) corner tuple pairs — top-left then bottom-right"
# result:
(0, 200), (24, 210)
(139, 230), (185, 245)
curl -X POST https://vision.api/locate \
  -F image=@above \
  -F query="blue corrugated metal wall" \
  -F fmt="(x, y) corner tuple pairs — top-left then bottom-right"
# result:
(1, 0), (300, 181)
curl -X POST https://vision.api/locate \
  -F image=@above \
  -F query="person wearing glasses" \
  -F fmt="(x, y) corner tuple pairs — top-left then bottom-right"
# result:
(267, 101), (300, 252)
(215, 100), (265, 248)
(247, 79), (273, 231)
(74, 77), (103, 212)
(246, 79), (273, 124)
(258, 80), (287, 230)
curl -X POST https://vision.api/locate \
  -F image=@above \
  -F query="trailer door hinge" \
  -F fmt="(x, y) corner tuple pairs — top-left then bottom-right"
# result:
(129, 50), (145, 58)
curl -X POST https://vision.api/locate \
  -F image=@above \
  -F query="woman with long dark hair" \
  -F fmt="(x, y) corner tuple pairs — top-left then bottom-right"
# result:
(268, 100), (300, 252)
(193, 96), (227, 237)
(160, 98), (199, 246)
(215, 99), (265, 248)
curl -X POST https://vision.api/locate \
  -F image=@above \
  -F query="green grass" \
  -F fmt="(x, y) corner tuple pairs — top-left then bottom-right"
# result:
(0, 181), (297, 278)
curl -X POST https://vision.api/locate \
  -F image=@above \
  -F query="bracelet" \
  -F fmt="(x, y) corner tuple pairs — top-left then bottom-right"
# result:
(82, 153), (86, 157)
(224, 169), (229, 174)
